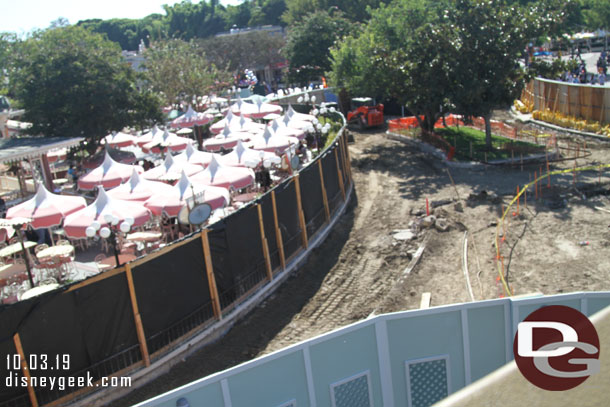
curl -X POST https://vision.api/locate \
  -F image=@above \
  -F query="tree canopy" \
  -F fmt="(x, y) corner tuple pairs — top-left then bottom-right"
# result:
(9, 26), (161, 149)
(283, 10), (357, 85)
(199, 30), (285, 75)
(331, 0), (576, 146)
(143, 38), (232, 106)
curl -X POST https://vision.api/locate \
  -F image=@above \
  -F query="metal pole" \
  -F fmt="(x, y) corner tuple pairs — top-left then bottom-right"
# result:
(16, 226), (35, 288)
(110, 230), (121, 267)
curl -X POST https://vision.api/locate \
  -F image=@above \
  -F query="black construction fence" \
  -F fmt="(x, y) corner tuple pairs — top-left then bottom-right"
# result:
(0, 130), (352, 407)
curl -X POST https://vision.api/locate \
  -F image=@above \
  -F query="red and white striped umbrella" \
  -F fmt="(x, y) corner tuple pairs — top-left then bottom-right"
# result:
(142, 130), (192, 154)
(230, 98), (282, 119)
(6, 185), (86, 228)
(203, 124), (252, 152)
(285, 104), (316, 122)
(107, 169), (175, 202)
(219, 140), (277, 168)
(63, 187), (151, 238)
(141, 154), (203, 182)
(144, 171), (229, 217)
(104, 131), (137, 148)
(170, 105), (213, 128)
(173, 144), (219, 167)
(136, 125), (162, 148)
(248, 127), (299, 154)
(268, 119), (306, 140)
(190, 156), (255, 190)
(210, 111), (265, 135)
(78, 152), (143, 191)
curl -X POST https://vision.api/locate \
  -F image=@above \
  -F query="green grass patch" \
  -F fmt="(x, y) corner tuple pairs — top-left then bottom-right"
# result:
(435, 126), (545, 162)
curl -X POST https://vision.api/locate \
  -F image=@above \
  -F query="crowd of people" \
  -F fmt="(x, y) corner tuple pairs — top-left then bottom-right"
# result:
(560, 51), (609, 85)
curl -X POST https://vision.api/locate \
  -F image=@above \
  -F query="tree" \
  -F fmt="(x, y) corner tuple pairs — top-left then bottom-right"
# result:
(0, 32), (18, 95)
(9, 26), (162, 151)
(448, 0), (573, 148)
(331, 0), (575, 143)
(143, 38), (232, 106)
(284, 10), (356, 85)
(582, 0), (610, 30)
(282, 0), (391, 25)
(330, 0), (451, 130)
(200, 30), (285, 75)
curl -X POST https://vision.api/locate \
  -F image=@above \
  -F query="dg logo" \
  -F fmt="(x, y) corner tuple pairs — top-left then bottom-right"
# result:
(513, 305), (600, 391)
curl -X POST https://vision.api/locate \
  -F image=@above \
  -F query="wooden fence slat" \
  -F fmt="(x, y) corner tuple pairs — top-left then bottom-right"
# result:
(257, 204), (273, 281)
(125, 264), (151, 367)
(318, 160), (330, 222)
(293, 175), (309, 249)
(271, 190), (286, 270)
(13, 333), (39, 407)
(201, 229), (222, 319)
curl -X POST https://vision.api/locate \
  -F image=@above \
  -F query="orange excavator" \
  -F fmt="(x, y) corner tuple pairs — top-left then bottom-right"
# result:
(347, 97), (384, 129)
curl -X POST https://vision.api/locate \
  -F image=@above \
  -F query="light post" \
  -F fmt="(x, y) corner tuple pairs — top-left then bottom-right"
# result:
(86, 214), (134, 267)
(2, 217), (36, 288)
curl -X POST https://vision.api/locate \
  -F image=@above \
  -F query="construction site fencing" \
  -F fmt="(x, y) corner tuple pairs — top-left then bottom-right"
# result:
(388, 114), (593, 164)
(0, 128), (352, 407)
(522, 77), (610, 124)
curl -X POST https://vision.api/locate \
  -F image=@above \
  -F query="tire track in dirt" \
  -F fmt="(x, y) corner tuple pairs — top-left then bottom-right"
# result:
(354, 170), (379, 230)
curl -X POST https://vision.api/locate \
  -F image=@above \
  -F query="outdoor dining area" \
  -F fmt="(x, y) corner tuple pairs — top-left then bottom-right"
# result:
(0, 97), (334, 305)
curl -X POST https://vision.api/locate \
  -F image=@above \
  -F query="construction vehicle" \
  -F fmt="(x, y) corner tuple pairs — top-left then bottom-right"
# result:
(346, 97), (384, 129)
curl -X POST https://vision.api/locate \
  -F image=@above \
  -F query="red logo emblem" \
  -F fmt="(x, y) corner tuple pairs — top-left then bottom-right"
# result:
(513, 305), (600, 391)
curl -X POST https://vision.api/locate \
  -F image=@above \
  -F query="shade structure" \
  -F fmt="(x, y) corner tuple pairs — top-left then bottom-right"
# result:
(230, 98), (283, 119)
(144, 171), (229, 217)
(170, 105), (213, 128)
(248, 127), (299, 153)
(173, 144), (219, 167)
(82, 147), (137, 170)
(268, 119), (306, 140)
(202, 124), (252, 152)
(141, 154), (203, 182)
(63, 187), (151, 238)
(210, 111), (265, 134)
(136, 125), (161, 147)
(285, 104), (316, 122)
(6, 184), (86, 228)
(103, 131), (137, 148)
(107, 169), (175, 202)
(78, 152), (143, 191)
(219, 140), (276, 168)
(190, 156), (255, 190)
(142, 130), (192, 154)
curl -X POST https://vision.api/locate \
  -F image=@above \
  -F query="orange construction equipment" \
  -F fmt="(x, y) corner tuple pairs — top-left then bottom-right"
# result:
(347, 97), (384, 129)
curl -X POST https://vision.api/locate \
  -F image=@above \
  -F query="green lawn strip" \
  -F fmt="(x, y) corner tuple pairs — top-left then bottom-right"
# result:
(435, 126), (545, 162)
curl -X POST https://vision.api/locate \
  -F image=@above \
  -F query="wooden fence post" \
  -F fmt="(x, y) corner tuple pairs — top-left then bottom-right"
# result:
(257, 204), (273, 281)
(201, 229), (222, 319)
(318, 160), (330, 222)
(342, 133), (353, 182)
(293, 175), (309, 249)
(125, 264), (151, 367)
(337, 134), (349, 187)
(334, 148), (346, 200)
(271, 190), (286, 270)
(13, 333), (39, 407)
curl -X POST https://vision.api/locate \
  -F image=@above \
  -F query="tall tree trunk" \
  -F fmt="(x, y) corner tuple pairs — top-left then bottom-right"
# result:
(484, 113), (492, 150)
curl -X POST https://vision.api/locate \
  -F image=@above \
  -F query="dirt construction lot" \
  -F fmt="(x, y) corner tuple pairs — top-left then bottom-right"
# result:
(115, 119), (610, 406)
